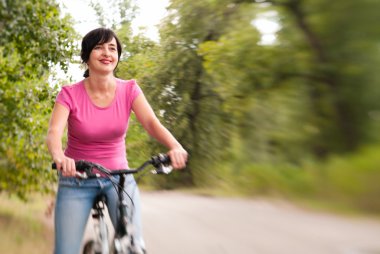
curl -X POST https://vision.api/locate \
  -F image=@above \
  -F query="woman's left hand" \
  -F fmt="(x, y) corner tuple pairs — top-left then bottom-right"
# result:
(167, 147), (188, 169)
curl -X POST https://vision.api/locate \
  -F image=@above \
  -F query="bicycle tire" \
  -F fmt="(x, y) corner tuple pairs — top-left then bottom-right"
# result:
(82, 240), (102, 254)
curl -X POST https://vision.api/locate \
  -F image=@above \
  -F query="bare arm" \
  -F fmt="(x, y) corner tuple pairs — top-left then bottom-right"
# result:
(132, 93), (188, 169)
(46, 103), (76, 176)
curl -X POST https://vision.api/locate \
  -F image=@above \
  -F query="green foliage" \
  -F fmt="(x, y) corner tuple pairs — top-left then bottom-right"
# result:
(220, 145), (380, 213)
(0, 0), (77, 197)
(0, 0), (77, 75)
(319, 147), (380, 212)
(89, 0), (136, 29)
(124, 114), (151, 168)
(199, 0), (380, 159)
(109, 0), (380, 211)
(0, 79), (58, 198)
(139, 0), (243, 187)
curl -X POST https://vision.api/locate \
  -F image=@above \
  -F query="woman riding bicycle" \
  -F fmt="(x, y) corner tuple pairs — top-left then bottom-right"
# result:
(46, 27), (188, 254)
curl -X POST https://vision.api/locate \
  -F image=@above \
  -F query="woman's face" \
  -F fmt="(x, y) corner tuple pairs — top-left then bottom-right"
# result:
(87, 37), (119, 76)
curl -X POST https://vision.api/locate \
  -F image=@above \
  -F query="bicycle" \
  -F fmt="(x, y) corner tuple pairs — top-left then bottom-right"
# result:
(52, 153), (173, 254)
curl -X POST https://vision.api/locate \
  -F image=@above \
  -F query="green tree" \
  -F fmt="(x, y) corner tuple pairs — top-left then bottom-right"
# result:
(86, 0), (380, 194)
(134, 0), (243, 187)
(89, 0), (136, 29)
(199, 0), (380, 162)
(0, 0), (77, 198)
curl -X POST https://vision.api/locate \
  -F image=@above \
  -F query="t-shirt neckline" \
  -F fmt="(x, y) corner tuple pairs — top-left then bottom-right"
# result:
(81, 79), (119, 110)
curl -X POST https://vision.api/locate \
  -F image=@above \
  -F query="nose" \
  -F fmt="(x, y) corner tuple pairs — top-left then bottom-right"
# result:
(102, 48), (111, 57)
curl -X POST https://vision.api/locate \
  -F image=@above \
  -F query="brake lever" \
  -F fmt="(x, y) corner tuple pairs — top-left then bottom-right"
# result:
(151, 164), (173, 174)
(75, 171), (88, 179)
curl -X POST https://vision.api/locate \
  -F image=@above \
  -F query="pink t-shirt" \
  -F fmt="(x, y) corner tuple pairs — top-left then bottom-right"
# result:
(56, 79), (142, 170)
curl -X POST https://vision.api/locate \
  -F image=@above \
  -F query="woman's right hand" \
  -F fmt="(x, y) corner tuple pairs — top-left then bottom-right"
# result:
(54, 155), (76, 177)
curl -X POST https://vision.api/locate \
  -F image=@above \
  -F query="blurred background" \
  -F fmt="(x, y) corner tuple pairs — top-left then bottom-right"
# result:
(1, 0), (380, 253)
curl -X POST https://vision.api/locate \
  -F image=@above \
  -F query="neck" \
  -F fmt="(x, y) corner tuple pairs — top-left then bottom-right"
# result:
(86, 74), (115, 93)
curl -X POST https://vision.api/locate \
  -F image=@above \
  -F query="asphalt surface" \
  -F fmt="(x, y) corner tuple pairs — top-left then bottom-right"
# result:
(139, 191), (380, 254)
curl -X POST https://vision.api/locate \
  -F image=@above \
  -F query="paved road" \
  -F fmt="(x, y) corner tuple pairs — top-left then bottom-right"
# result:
(139, 191), (380, 254)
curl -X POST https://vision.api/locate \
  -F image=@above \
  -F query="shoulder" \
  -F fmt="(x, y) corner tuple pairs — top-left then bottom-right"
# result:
(116, 78), (142, 94)
(116, 78), (138, 88)
(60, 80), (84, 93)
(56, 80), (85, 108)
(116, 79), (142, 104)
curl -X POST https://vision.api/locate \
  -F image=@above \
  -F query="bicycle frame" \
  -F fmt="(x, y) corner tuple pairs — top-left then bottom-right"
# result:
(54, 154), (172, 254)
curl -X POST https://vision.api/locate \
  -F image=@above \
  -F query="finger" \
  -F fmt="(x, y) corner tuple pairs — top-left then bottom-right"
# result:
(61, 161), (67, 176)
(171, 153), (180, 169)
(174, 153), (185, 169)
(69, 159), (76, 176)
(55, 159), (63, 171)
(177, 151), (188, 169)
(61, 159), (71, 176)
(175, 154), (184, 169)
(65, 159), (75, 177)
(167, 149), (188, 169)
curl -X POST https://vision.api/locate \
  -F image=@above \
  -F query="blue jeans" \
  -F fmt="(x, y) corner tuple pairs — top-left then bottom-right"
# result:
(54, 174), (145, 254)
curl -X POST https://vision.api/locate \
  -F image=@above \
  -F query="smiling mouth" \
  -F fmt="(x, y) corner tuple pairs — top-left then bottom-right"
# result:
(100, 60), (112, 64)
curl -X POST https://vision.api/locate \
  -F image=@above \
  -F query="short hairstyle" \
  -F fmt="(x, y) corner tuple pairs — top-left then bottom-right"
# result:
(80, 28), (122, 77)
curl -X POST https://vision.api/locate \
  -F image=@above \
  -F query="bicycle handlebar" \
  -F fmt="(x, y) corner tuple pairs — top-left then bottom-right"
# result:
(52, 153), (172, 179)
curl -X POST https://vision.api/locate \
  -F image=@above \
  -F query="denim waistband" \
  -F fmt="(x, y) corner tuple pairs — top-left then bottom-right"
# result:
(58, 173), (136, 188)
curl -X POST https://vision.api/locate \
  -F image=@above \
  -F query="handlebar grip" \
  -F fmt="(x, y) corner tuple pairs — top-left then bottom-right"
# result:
(151, 153), (171, 166)
(161, 154), (171, 164)
(51, 161), (88, 171)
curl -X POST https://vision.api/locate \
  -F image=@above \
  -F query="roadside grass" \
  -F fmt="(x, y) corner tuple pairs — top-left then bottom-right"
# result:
(186, 145), (380, 218)
(0, 194), (54, 254)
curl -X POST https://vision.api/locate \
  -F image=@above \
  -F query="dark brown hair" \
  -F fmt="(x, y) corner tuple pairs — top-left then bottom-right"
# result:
(80, 28), (122, 77)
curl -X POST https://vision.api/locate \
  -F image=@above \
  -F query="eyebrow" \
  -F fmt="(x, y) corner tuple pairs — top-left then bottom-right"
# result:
(96, 42), (117, 46)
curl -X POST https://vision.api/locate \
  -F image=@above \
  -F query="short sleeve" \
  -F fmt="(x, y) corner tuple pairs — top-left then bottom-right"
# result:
(55, 86), (73, 110)
(129, 79), (143, 102)
(120, 79), (143, 111)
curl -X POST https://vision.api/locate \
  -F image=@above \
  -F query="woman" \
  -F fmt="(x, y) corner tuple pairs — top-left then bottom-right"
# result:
(46, 28), (188, 254)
